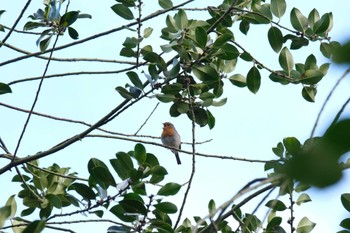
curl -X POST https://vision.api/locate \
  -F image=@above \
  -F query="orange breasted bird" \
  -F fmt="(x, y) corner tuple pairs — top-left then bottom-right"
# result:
(161, 122), (181, 165)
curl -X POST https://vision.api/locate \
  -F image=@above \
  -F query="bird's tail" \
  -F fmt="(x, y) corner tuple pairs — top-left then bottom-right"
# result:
(173, 151), (181, 165)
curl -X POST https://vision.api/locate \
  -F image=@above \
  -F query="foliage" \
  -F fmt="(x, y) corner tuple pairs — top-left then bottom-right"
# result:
(0, 0), (349, 232)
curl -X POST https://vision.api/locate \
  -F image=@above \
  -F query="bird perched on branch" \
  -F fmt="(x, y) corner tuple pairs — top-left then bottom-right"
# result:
(161, 122), (181, 165)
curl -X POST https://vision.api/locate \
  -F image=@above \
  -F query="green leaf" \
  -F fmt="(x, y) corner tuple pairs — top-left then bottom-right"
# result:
(206, 109), (215, 129)
(195, 27), (207, 49)
(213, 33), (233, 48)
(23, 21), (46, 31)
(154, 202), (178, 214)
(143, 51), (160, 63)
(239, 19), (250, 35)
(192, 64), (219, 82)
(120, 199), (147, 215)
(296, 217), (316, 233)
(313, 13), (331, 34)
(158, 0), (173, 9)
(279, 47), (294, 73)
(266, 216), (282, 230)
(59, 11), (79, 27)
(134, 143), (146, 164)
(120, 47), (136, 57)
(39, 36), (52, 52)
(270, 0), (286, 18)
(301, 86), (317, 102)
(116, 86), (134, 99)
(265, 199), (287, 211)
(268, 27), (283, 53)
(290, 8), (308, 32)
(0, 82), (12, 95)
(110, 204), (136, 222)
(69, 183), (96, 200)
(208, 199), (216, 215)
(283, 137), (301, 155)
(126, 71), (143, 89)
(111, 4), (134, 20)
(296, 193), (312, 205)
(157, 182), (181, 196)
(45, 194), (62, 208)
(341, 194), (350, 212)
(308, 9), (320, 29)
(174, 9), (188, 30)
(150, 221), (175, 233)
(340, 218), (350, 230)
(143, 27), (153, 38)
(320, 42), (332, 58)
(156, 94), (176, 103)
(300, 70), (324, 85)
(229, 74), (246, 87)
(67, 27), (79, 39)
(246, 66), (261, 94)
(110, 152), (134, 180)
(22, 220), (46, 233)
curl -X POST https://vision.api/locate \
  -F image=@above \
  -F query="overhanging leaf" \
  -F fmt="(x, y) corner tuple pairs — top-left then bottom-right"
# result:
(246, 66), (261, 94)
(111, 4), (134, 20)
(0, 83), (12, 95)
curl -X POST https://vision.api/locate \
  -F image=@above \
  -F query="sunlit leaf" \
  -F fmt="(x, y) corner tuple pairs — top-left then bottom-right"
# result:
(296, 217), (315, 233)
(157, 182), (181, 196)
(270, 0), (286, 18)
(290, 8), (308, 32)
(279, 47), (294, 73)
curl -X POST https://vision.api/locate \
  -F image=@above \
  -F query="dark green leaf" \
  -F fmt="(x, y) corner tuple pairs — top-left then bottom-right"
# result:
(195, 27), (207, 48)
(46, 194), (62, 208)
(154, 202), (178, 214)
(111, 4), (134, 20)
(270, 0), (286, 18)
(341, 194), (350, 212)
(340, 218), (350, 230)
(68, 183), (96, 200)
(189, 107), (208, 127)
(60, 11), (79, 27)
(239, 19), (250, 35)
(67, 27), (79, 39)
(266, 216), (282, 230)
(23, 21), (46, 31)
(313, 13), (331, 34)
(301, 86), (317, 102)
(279, 47), (294, 73)
(156, 94), (176, 103)
(246, 66), (261, 94)
(126, 71), (143, 89)
(22, 220), (46, 233)
(110, 204), (137, 222)
(265, 199), (287, 211)
(283, 137), (301, 155)
(39, 36), (52, 52)
(268, 26), (283, 53)
(158, 0), (173, 9)
(213, 33), (233, 48)
(120, 199), (147, 215)
(229, 74), (246, 87)
(320, 42), (332, 58)
(308, 9), (320, 29)
(110, 152), (134, 180)
(290, 37), (309, 50)
(120, 47), (136, 57)
(192, 64), (219, 82)
(157, 182), (181, 196)
(290, 8), (308, 32)
(208, 199), (216, 215)
(150, 221), (174, 233)
(134, 143), (146, 164)
(0, 83), (12, 95)
(116, 86), (134, 99)
(300, 70), (324, 85)
(206, 109), (215, 129)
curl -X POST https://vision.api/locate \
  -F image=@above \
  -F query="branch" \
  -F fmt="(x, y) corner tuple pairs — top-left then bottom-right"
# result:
(3, 42), (137, 64)
(310, 66), (350, 137)
(0, 0), (32, 46)
(0, 0), (195, 67)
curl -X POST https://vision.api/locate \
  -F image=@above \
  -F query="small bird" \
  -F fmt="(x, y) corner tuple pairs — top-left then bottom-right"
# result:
(161, 122), (181, 165)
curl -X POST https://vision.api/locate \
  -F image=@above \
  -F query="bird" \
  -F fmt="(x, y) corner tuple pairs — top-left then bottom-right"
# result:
(161, 122), (181, 165)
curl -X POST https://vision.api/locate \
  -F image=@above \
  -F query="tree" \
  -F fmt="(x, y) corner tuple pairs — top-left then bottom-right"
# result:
(0, 0), (350, 232)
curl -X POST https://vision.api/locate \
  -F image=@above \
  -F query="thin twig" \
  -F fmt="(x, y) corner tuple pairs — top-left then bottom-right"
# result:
(174, 77), (197, 229)
(310, 66), (350, 137)
(134, 102), (159, 135)
(12, 33), (60, 159)
(0, 0), (32, 46)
